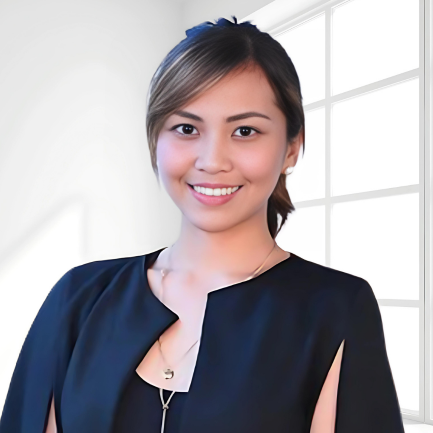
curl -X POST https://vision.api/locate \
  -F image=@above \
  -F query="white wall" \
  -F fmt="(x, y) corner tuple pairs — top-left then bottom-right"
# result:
(0, 0), (187, 266)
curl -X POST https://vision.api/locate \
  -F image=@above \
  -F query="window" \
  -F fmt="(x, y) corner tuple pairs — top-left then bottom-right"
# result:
(243, 0), (432, 424)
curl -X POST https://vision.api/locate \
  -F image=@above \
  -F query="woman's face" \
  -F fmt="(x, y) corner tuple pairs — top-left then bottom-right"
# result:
(156, 65), (301, 233)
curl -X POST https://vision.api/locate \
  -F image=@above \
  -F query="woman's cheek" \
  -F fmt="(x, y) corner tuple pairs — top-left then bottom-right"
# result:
(238, 149), (280, 192)
(157, 138), (190, 182)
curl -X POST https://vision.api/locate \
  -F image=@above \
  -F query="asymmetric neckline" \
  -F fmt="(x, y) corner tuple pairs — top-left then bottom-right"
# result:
(144, 246), (299, 300)
(135, 247), (300, 393)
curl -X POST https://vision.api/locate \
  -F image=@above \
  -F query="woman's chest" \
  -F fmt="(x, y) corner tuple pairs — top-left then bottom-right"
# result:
(171, 295), (344, 433)
(135, 267), (211, 392)
(132, 288), (345, 433)
(135, 310), (205, 392)
(137, 249), (301, 394)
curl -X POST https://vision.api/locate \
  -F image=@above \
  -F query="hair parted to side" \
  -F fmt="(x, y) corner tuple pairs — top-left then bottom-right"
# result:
(146, 15), (305, 239)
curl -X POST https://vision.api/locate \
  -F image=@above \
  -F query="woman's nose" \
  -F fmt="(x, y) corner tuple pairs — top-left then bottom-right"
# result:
(194, 134), (232, 172)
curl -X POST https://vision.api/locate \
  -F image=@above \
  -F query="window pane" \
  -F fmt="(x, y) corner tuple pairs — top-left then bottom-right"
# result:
(276, 13), (325, 105)
(277, 205), (325, 264)
(332, 0), (419, 95)
(380, 306), (419, 413)
(332, 78), (419, 196)
(331, 193), (419, 300)
(288, 107), (325, 202)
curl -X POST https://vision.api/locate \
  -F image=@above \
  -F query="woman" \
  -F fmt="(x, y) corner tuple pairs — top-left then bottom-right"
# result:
(0, 16), (405, 433)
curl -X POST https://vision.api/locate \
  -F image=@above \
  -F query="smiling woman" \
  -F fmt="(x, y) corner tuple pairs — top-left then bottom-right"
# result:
(0, 15), (405, 433)
(146, 17), (305, 239)
(155, 64), (297, 215)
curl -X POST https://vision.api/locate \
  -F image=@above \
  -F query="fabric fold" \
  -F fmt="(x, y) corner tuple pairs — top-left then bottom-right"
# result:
(335, 280), (405, 432)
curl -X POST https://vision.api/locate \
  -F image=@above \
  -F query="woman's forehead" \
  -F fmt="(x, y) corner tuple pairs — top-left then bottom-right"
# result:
(175, 69), (278, 115)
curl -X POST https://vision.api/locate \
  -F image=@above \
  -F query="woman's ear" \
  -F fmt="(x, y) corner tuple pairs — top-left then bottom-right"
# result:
(281, 131), (303, 175)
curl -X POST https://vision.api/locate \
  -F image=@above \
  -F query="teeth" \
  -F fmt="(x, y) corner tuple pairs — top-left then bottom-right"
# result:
(192, 185), (241, 196)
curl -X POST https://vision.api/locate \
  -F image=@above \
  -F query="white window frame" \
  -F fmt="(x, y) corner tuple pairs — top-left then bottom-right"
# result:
(251, 0), (432, 425)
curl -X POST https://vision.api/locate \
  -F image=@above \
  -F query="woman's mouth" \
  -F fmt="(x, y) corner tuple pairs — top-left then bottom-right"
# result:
(187, 183), (243, 206)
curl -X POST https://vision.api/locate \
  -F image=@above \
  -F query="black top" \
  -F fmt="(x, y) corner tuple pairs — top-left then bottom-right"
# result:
(113, 372), (188, 433)
(0, 247), (405, 433)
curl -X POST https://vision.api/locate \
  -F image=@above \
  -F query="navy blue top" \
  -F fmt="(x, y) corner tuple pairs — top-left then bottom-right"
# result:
(114, 372), (188, 433)
(0, 248), (405, 433)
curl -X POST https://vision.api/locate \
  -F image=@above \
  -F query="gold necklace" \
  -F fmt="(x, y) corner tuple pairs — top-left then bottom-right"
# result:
(156, 240), (278, 433)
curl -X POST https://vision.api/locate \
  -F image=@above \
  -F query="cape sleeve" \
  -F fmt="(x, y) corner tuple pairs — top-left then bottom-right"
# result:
(0, 268), (74, 433)
(335, 280), (405, 432)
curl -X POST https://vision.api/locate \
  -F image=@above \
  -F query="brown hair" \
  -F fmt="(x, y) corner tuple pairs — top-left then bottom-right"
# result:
(146, 16), (305, 239)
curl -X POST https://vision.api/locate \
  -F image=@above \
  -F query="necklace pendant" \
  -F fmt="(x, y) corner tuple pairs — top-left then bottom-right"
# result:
(163, 368), (174, 379)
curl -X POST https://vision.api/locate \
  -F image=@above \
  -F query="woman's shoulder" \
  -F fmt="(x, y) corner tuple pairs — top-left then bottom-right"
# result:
(62, 253), (145, 301)
(68, 254), (142, 288)
(42, 253), (147, 330)
(288, 253), (370, 306)
(285, 255), (377, 339)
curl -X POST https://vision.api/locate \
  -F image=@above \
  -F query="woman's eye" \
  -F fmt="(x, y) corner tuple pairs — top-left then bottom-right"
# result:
(233, 126), (259, 138)
(172, 124), (198, 136)
(171, 124), (259, 138)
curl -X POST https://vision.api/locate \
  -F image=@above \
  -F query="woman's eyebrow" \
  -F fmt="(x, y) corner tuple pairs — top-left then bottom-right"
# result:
(173, 110), (271, 122)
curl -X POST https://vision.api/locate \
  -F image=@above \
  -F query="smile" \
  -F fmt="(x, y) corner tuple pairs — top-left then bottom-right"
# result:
(187, 183), (243, 206)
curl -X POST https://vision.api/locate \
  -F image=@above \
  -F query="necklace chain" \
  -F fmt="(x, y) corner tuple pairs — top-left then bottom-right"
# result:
(156, 240), (278, 433)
